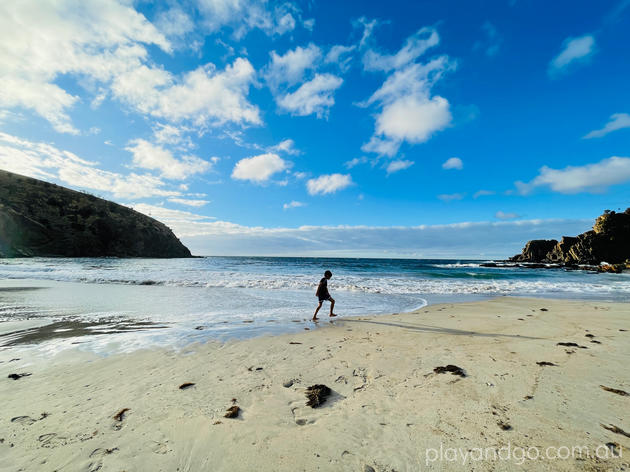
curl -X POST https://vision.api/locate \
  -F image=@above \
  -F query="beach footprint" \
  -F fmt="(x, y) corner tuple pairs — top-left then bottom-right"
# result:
(10, 416), (38, 426)
(289, 401), (318, 426)
(152, 440), (170, 454)
(38, 432), (68, 448)
(87, 447), (118, 472)
(352, 367), (369, 391)
(11, 412), (49, 426)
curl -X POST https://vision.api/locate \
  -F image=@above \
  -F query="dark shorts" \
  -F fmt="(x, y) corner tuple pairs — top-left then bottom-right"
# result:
(318, 295), (332, 302)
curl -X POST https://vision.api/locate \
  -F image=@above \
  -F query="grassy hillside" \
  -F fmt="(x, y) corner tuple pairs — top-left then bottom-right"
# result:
(0, 170), (191, 258)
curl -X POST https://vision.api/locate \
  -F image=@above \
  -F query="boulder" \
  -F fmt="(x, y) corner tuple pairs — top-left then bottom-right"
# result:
(598, 264), (624, 274)
(510, 239), (557, 262)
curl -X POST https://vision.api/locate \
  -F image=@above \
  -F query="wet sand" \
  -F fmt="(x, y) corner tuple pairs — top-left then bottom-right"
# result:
(1, 297), (629, 471)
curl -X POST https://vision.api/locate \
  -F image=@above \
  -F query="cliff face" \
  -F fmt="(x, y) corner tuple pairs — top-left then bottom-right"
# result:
(511, 209), (630, 265)
(0, 170), (192, 258)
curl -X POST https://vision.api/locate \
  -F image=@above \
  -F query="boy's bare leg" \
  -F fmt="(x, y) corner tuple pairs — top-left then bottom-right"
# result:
(313, 301), (323, 321)
(329, 298), (337, 317)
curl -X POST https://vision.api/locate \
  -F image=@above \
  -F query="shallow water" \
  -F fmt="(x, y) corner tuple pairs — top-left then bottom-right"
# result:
(1, 256), (628, 355)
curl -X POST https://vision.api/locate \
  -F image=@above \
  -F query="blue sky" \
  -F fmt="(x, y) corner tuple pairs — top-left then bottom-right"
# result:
(1, 0), (629, 257)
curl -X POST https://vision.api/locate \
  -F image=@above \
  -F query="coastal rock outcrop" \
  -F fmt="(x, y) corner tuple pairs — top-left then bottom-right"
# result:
(0, 170), (191, 258)
(510, 209), (630, 267)
(511, 239), (558, 262)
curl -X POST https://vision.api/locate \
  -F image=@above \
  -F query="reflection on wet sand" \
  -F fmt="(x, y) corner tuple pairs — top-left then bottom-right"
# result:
(0, 287), (48, 292)
(0, 320), (169, 347)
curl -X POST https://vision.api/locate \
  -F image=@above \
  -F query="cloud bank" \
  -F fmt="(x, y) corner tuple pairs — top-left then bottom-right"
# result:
(143, 206), (591, 258)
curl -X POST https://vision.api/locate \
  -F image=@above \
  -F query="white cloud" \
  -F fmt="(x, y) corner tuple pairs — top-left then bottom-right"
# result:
(0, 78), (81, 135)
(363, 57), (453, 107)
(473, 190), (495, 198)
(307, 174), (353, 195)
(355, 17), (379, 49)
(495, 211), (520, 220)
(114, 58), (261, 128)
(363, 27), (439, 71)
(583, 113), (630, 139)
(386, 160), (414, 175)
(153, 123), (194, 149)
(168, 197), (210, 207)
(132, 203), (216, 226)
(231, 152), (289, 182)
(265, 44), (322, 89)
(265, 42), (352, 118)
(283, 200), (305, 210)
(0, 132), (179, 199)
(548, 34), (596, 76)
(0, 2), (261, 134)
(361, 136), (403, 157)
(361, 29), (456, 157)
(325, 45), (356, 71)
(107, 174), (180, 200)
(274, 10), (296, 35)
(195, 0), (304, 39)
(516, 156), (630, 194)
(264, 41), (355, 119)
(442, 157), (463, 170)
(269, 139), (300, 155)
(438, 193), (465, 202)
(277, 74), (343, 118)
(303, 18), (315, 31)
(126, 139), (211, 180)
(345, 156), (369, 169)
(91, 89), (108, 109)
(0, 0), (171, 133)
(155, 7), (194, 38)
(374, 95), (451, 145)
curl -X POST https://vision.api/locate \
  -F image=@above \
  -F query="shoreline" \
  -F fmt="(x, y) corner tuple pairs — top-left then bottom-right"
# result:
(2, 297), (629, 471)
(2, 275), (630, 358)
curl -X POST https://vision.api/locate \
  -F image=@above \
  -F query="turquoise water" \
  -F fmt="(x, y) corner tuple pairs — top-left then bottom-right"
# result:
(1, 257), (629, 354)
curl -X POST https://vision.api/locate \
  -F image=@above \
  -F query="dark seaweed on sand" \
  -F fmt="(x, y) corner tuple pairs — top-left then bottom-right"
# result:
(113, 408), (129, 422)
(433, 365), (466, 377)
(7, 373), (31, 380)
(600, 385), (629, 396)
(601, 424), (630, 438)
(305, 384), (331, 408)
(224, 406), (240, 418)
(557, 342), (588, 349)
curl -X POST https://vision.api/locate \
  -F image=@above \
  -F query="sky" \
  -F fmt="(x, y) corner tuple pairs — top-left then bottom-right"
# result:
(1, 0), (629, 258)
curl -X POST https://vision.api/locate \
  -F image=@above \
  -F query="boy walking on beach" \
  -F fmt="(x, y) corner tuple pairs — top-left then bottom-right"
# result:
(313, 270), (337, 321)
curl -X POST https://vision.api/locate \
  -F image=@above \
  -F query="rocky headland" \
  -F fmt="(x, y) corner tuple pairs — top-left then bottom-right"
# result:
(506, 209), (630, 273)
(0, 170), (191, 258)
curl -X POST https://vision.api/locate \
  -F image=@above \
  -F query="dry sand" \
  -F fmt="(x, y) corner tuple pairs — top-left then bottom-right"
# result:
(1, 297), (629, 471)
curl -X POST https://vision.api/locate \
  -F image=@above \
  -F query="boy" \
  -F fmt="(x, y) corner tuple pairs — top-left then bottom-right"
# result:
(313, 270), (337, 321)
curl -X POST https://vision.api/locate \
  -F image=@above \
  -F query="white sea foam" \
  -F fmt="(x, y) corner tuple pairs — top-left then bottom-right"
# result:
(2, 258), (630, 297)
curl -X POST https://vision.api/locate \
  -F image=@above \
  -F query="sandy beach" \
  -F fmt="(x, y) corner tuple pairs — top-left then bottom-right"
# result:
(1, 297), (629, 471)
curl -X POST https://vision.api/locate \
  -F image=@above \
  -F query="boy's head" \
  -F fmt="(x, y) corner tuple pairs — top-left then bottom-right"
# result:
(324, 270), (332, 279)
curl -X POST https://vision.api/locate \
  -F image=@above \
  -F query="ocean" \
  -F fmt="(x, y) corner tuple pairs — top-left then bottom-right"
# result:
(1, 256), (629, 355)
